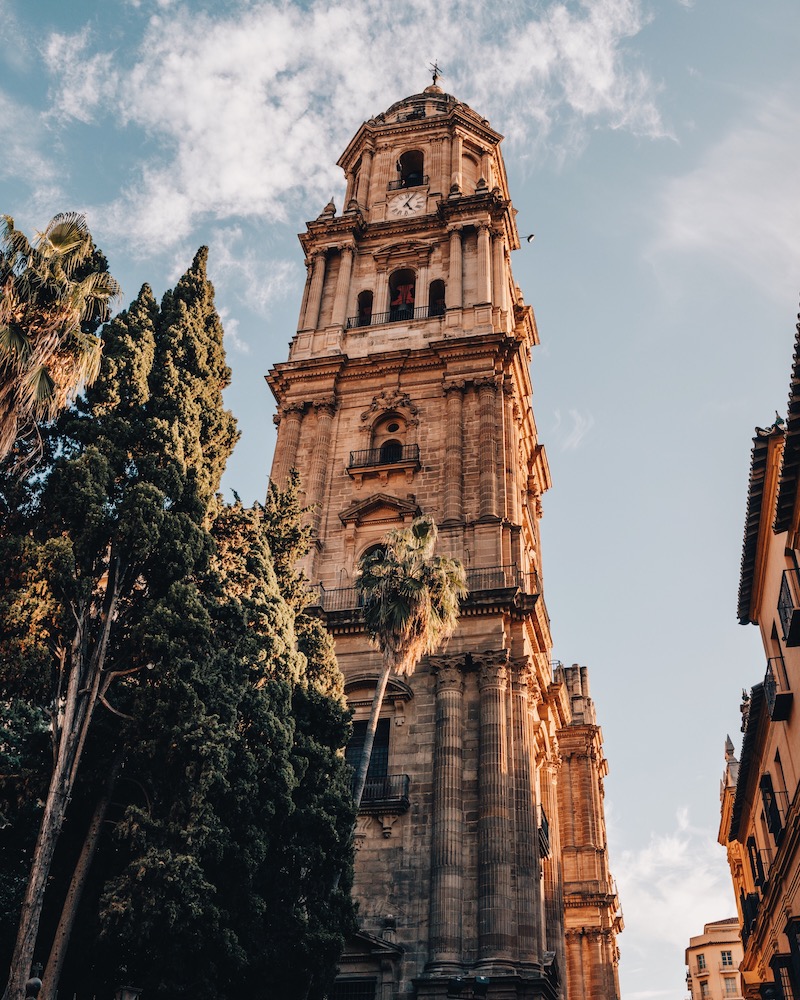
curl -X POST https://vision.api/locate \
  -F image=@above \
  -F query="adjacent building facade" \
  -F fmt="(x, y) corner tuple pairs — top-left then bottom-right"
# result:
(721, 313), (800, 998)
(266, 85), (622, 1000)
(685, 918), (743, 1000)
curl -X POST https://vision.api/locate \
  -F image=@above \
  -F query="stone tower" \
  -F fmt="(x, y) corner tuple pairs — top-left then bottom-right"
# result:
(266, 85), (621, 1000)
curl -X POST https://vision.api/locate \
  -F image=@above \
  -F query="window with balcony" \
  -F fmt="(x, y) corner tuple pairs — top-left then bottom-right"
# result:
(697, 954), (707, 971)
(428, 278), (446, 317)
(355, 290), (373, 328)
(388, 268), (416, 321)
(773, 957), (797, 1000)
(721, 950), (734, 967)
(723, 976), (738, 996)
(700, 981), (709, 998)
(345, 718), (409, 814)
(761, 772), (786, 843)
(778, 568), (800, 645)
(392, 150), (425, 189)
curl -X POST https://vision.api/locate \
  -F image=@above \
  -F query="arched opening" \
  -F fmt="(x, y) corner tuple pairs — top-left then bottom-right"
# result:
(428, 278), (446, 317)
(397, 150), (425, 188)
(388, 268), (416, 321)
(380, 440), (403, 464)
(357, 290), (373, 327)
(461, 152), (479, 193)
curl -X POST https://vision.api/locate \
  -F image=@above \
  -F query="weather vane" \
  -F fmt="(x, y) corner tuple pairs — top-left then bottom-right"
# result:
(429, 61), (443, 87)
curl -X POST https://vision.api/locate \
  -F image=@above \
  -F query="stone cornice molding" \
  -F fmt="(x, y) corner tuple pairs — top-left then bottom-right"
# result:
(373, 240), (434, 271)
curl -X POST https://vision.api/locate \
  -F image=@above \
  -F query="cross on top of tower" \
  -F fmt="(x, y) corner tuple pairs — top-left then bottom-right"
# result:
(429, 61), (443, 87)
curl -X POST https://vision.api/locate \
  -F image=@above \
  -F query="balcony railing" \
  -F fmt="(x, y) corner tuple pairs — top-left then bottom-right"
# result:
(358, 773), (410, 813)
(778, 568), (800, 645)
(764, 656), (793, 721)
(346, 304), (444, 329)
(538, 804), (551, 858)
(309, 564), (541, 614)
(387, 174), (429, 190)
(348, 443), (420, 470)
(741, 891), (760, 947)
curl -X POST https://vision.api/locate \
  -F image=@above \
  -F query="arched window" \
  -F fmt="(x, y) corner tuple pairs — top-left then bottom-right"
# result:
(388, 268), (415, 321)
(357, 290), (373, 327)
(372, 413), (408, 465)
(428, 279), (446, 317)
(397, 150), (425, 188)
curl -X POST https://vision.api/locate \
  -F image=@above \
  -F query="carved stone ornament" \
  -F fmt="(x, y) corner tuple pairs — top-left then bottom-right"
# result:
(442, 378), (467, 396)
(361, 390), (419, 426)
(474, 374), (502, 393)
(313, 395), (337, 415)
(476, 649), (510, 688)
(430, 654), (467, 692)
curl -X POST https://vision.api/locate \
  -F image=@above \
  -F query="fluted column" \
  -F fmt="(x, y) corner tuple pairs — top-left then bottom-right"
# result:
(428, 655), (466, 969)
(296, 260), (312, 331)
(447, 229), (462, 310)
(271, 402), (306, 487)
(503, 380), (520, 524)
(492, 234), (508, 312)
(512, 660), (540, 965)
(307, 398), (336, 534)
(476, 377), (499, 520)
(331, 246), (354, 327)
(477, 651), (515, 966)
(477, 224), (491, 304)
(356, 146), (373, 206)
(442, 381), (465, 523)
(303, 251), (326, 330)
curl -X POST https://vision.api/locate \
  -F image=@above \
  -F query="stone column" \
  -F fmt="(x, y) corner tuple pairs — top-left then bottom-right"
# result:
(331, 246), (354, 327)
(442, 381), (465, 524)
(492, 234), (508, 312)
(416, 260), (430, 319)
(344, 169), (356, 206)
(476, 224), (491, 304)
(271, 402), (306, 487)
(297, 259), (312, 331)
(357, 146), (373, 206)
(450, 132), (463, 192)
(476, 377), (499, 520)
(375, 268), (389, 318)
(477, 651), (515, 967)
(307, 398), (336, 535)
(512, 661), (540, 966)
(503, 380), (520, 525)
(428, 655), (466, 970)
(303, 251), (326, 331)
(447, 229), (462, 310)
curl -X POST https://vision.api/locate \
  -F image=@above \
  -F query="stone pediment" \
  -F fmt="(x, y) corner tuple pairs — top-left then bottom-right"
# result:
(339, 929), (403, 959)
(339, 493), (420, 527)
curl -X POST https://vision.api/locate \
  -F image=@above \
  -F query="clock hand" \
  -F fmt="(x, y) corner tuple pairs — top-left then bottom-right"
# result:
(404, 197), (413, 209)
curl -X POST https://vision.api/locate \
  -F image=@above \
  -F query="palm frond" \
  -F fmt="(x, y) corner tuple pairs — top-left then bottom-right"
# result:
(0, 324), (32, 365)
(36, 213), (93, 274)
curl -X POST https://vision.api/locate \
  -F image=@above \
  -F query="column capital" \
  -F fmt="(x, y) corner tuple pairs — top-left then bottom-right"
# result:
(442, 378), (467, 396)
(474, 374), (501, 393)
(430, 654), (467, 692)
(282, 401), (308, 416)
(476, 649), (509, 689)
(511, 657), (535, 689)
(313, 396), (337, 416)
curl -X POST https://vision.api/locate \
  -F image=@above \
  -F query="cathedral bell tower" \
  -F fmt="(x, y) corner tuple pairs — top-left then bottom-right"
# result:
(267, 84), (621, 1000)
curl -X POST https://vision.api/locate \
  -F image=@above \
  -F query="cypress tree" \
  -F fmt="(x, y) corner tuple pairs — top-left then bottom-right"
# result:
(0, 250), (355, 1000)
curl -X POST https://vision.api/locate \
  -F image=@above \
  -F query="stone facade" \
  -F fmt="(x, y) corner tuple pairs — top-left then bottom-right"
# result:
(266, 85), (622, 1000)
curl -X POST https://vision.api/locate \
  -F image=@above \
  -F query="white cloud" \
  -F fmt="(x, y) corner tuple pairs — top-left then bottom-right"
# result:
(613, 806), (737, 1000)
(209, 226), (300, 318)
(651, 91), (800, 300)
(38, 0), (665, 252)
(0, 90), (62, 212)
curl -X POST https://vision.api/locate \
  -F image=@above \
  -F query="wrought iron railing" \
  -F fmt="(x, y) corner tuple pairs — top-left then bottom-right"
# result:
(778, 568), (800, 644)
(346, 305), (443, 329)
(348, 443), (420, 470)
(359, 773), (410, 808)
(387, 174), (429, 190)
(741, 891), (760, 947)
(310, 564), (541, 614)
(764, 656), (793, 721)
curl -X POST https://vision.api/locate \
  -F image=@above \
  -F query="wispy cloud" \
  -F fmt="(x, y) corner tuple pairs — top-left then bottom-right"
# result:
(650, 91), (800, 300)
(36, 0), (665, 252)
(552, 408), (595, 450)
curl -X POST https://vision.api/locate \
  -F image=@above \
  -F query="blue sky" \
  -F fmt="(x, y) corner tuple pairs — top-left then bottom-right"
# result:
(2, 0), (800, 995)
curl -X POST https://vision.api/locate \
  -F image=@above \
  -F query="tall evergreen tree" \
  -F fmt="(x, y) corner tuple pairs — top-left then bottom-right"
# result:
(1, 249), (355, 1000)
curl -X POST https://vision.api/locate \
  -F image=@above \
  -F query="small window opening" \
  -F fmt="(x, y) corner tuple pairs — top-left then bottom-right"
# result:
(380, 440), (403, 464)
(389, 268), (415, 321)
(357, 290), (373, 327)
(428, 278), (446, 317)
(397, 150), (425, 188)
(387, 422), (400, 433)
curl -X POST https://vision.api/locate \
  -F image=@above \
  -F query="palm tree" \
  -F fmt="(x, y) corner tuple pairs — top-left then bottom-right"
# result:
(0, 213), (121, 463)
(352, 516), (466, 808)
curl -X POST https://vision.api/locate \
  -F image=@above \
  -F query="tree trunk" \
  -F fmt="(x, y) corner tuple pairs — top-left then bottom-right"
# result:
(40, 761), (120, 1000)
(351, 651), (394, 809)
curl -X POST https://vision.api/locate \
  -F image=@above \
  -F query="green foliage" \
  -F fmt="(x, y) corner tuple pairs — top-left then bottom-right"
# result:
(0, 252), (354, 1000)
(0, 213), (121, 464)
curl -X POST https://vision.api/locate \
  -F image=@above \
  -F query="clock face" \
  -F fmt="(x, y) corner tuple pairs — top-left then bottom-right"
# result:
(389, 191), (426, 218)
